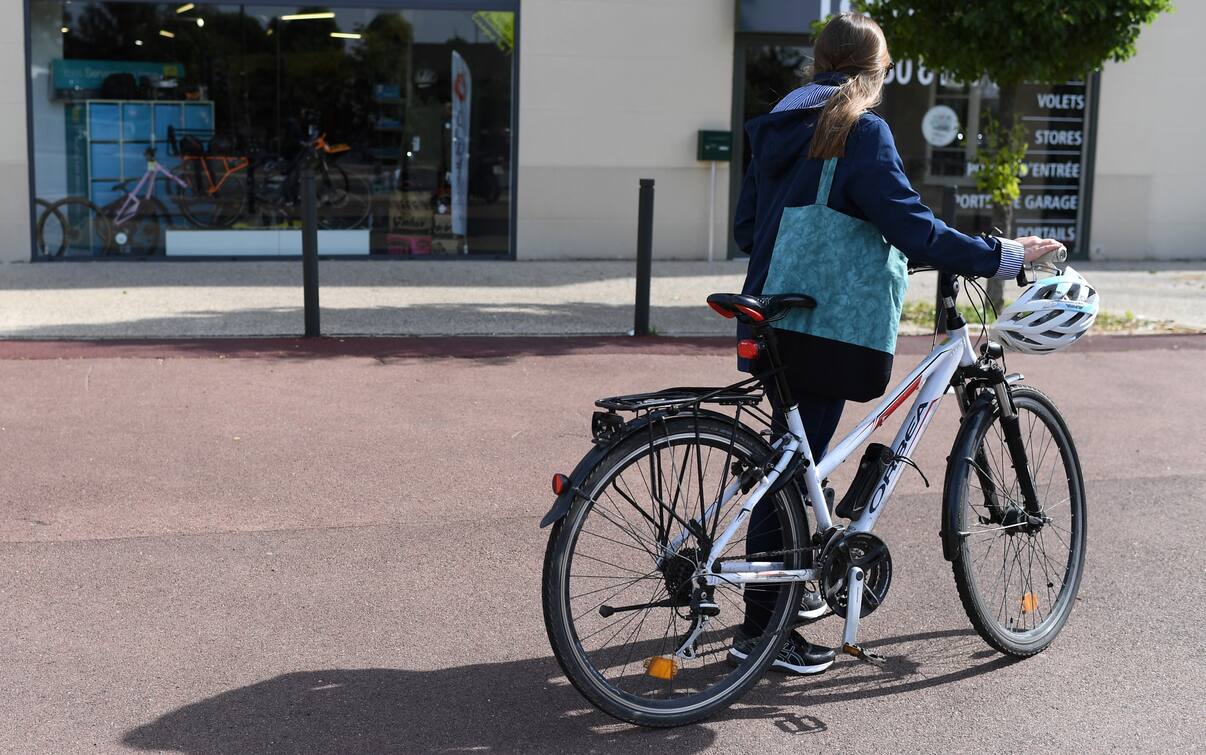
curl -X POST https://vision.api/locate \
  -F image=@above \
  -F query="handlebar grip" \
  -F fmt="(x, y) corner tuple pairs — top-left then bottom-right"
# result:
(1017, 246), (1069, 286)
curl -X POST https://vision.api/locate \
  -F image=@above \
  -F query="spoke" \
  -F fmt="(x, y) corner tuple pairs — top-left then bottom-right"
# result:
(571, 570), (662, 602)
(572, 566), (662, 622)
(572, 551), (654, 579)
(577, 527), (659, 560)
(588, 497), (663, 559)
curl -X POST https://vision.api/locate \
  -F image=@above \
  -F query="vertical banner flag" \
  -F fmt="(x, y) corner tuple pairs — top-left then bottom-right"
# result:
(450, 51), (472, 239)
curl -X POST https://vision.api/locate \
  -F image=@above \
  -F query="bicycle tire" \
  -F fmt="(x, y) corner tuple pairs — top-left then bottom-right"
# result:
(943, 385), (1087, 657)
(543, 413), (808, 727)
(317, 166), (372, 230)
(35, 198), (67, 257)
(39, 197), (112, 257)
(171, 163), (247, 229)
(108, 196), (168, 256)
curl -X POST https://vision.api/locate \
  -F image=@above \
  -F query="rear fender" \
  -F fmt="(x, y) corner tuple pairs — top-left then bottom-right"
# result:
(538, 409), (742, 528)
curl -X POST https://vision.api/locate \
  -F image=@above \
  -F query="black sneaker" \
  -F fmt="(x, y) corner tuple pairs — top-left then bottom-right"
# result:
(797, 589), (832, 623)
(728, 630), (836, 675)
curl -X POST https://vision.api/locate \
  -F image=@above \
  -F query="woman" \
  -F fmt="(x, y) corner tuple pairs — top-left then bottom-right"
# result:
(728, 12), (1064, 676)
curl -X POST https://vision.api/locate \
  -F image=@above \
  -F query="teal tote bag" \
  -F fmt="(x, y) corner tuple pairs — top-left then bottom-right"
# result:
(761, 157), (909, 355)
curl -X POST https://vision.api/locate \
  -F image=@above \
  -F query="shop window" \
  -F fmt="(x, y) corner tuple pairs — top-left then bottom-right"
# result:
(29, 1), (515, 259)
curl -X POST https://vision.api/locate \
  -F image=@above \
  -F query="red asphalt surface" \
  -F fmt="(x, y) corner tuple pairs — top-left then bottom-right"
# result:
(1, 334), (1203, 753)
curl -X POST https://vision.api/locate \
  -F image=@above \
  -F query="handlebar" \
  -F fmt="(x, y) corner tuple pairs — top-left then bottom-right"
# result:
(1015, 247), (1068, 286)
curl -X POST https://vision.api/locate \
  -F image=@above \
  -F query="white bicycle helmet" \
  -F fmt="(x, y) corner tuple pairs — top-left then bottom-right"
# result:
(991, 266), (1099, 354)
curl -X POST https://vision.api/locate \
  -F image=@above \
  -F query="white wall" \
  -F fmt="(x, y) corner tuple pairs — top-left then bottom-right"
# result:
(0, 2), (31, 262)
(516, 0), (735, 259)
(1090, 3), (1206, 261)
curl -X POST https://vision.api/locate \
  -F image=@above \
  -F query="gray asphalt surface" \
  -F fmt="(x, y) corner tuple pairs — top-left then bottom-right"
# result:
(1, 259), (1202, 337)
(1, 335), (1204, 753)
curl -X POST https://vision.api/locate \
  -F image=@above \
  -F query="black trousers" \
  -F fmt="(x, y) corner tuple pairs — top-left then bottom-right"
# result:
(742, 390), (845, 635)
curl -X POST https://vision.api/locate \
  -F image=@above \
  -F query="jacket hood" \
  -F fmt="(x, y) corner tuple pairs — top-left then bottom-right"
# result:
(746, 109), (820, 179)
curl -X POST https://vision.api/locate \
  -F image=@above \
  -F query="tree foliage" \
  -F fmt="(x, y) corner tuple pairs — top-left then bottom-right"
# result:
(854, 0), (1173, 86)
(973, 115), (1029, 235)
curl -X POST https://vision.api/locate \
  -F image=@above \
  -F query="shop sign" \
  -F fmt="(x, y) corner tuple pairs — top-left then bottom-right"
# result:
(51, 59), (183, 96)
(450, 51), (472, 240)
(921, 105), (959, 147)
(887, 62), (1092, 253)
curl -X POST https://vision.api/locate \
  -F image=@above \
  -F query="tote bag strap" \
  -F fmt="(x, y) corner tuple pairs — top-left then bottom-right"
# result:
(816, 157), (838, 207)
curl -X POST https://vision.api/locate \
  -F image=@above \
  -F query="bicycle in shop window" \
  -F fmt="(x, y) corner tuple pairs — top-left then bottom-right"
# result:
(252, 119), (372, 231)
(38, 146), (189, 257)
(164, 127), (252, 230)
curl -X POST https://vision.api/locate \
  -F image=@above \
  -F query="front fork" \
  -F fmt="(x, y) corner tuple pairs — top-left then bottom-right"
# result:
(956, 359), (1042, 517)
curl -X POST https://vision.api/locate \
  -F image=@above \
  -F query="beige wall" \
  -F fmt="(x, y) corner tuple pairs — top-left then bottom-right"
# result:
(0, 2), (31, 262)
(1090, 3), (1206, 260)
(516, 0), (735, 259)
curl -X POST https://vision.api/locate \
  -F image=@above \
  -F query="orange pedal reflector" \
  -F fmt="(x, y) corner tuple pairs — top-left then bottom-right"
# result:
(1020, 592), (1039, 614)
(644, 656), (678, 680)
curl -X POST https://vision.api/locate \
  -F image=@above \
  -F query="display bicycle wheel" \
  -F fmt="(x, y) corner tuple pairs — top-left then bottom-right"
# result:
(39, 197), (111, 257)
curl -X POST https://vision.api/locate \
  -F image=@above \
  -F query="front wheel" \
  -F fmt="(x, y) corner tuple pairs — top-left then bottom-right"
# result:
(543, 414), (809, 727)
(944, 386), (1087, 657)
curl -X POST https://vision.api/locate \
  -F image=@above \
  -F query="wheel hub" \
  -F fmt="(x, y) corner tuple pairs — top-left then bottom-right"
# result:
(662, 547), (699, 605)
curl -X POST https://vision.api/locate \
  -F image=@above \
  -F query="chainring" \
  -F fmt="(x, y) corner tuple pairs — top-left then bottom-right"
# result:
(820, 532), (893, 619)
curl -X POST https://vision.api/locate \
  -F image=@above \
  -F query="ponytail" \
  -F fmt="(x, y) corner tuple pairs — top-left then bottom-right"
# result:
(806, 13), (891, 160)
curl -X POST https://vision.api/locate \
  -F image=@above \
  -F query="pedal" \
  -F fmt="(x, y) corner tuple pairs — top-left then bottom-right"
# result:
(842, 643), (886, 665)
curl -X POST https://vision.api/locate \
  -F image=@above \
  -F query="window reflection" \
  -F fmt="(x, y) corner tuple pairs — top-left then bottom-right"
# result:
(30, 1), (514, 258)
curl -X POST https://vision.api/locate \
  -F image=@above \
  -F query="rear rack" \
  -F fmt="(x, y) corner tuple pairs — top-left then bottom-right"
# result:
(595, 380), (764, 413)
(590, 374), (781, 446)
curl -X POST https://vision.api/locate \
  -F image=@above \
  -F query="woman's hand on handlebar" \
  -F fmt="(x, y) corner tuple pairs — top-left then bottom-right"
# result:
(1016, 236), (1067, 263)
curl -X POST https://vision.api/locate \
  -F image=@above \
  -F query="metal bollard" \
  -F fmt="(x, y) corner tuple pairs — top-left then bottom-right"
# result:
(301, 163), (320, 337)
(634, 179), (655, 336)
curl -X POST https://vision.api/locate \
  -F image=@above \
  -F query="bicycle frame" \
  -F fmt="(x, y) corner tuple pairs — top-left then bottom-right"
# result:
(112, 158), (187, 226)
(700, 324), (978, 587)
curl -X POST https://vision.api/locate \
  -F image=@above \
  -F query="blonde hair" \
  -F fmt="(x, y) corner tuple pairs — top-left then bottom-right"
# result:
(807, 12), (892, 160)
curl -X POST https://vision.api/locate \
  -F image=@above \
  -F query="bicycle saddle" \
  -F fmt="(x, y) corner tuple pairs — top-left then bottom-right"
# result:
(706, 292), (816, 324)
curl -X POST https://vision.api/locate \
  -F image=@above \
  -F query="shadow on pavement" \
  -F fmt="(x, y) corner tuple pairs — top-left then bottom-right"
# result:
(121, 629), (1011, 754)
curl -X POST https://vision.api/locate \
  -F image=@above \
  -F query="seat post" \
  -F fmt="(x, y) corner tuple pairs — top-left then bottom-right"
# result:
(757, 325), (796, 409)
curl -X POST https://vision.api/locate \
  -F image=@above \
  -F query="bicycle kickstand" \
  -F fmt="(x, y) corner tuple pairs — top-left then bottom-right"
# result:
(840, 567), (886, 665)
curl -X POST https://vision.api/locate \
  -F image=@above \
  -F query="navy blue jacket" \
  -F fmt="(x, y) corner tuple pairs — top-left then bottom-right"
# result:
(734, 107), (1015, 401)
(736, 110), (1009, 294)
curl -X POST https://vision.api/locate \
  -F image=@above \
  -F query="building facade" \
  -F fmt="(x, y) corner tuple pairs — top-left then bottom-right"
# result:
(4, 0), (1202, 263)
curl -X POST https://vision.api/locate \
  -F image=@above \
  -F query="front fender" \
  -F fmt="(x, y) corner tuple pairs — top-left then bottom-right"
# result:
(941, 393), (997, 561)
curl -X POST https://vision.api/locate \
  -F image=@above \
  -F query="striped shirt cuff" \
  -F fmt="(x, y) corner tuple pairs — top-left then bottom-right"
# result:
(993, 237), (1025, 279)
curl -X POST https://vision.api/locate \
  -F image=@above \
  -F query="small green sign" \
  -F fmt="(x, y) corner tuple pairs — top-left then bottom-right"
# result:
(697, 130), (732, 162)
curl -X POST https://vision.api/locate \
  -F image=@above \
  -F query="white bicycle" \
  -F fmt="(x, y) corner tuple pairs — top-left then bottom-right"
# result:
(540, 267), (1091, 727)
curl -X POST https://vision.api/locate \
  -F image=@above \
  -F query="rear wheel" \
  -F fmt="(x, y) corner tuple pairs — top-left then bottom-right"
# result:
(171, 163), (247, 228)
(543, 414), (809, 727)
(317, 166), (372, 229)
(944, 386), (1086, 656)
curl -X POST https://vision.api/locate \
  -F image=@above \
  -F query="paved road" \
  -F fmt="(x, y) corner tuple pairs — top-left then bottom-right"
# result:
(1, 335), (1203, 753)
(1, 259), (1202, 337)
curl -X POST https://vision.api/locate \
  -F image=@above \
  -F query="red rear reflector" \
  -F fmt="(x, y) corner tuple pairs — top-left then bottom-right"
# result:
(552, 474), (570, 495)
(733, 304), (765, 322)
(737, 339), (760, 359)
(708, 301), (735, 319)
